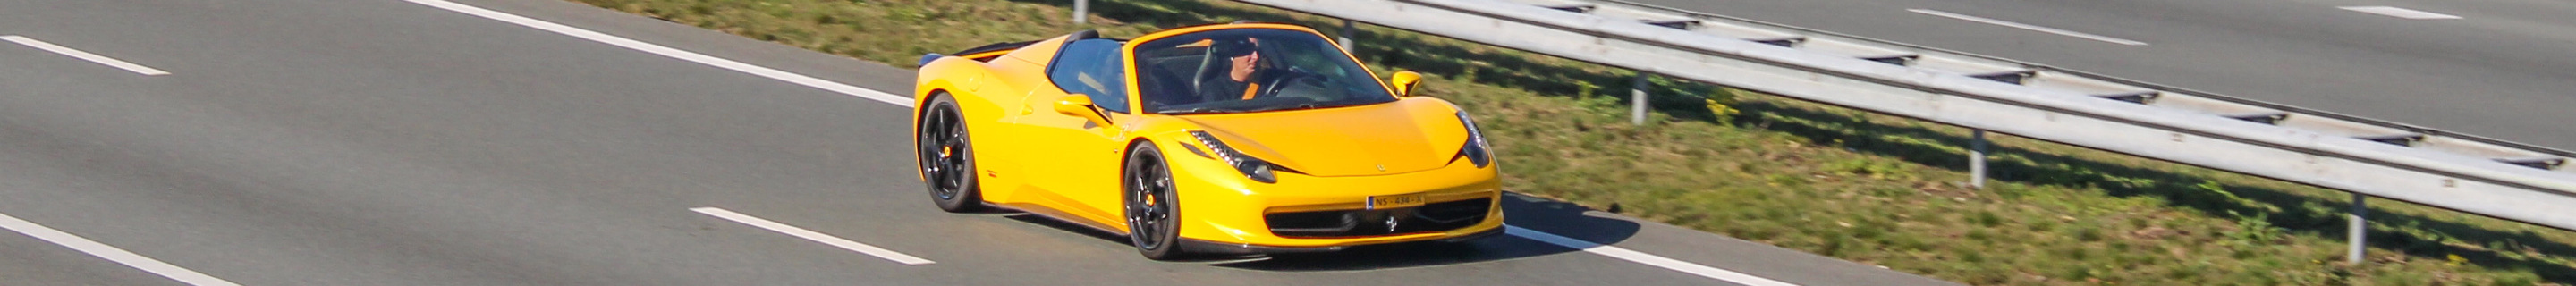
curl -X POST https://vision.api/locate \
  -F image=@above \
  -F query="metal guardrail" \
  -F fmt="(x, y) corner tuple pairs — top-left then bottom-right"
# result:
(1210, 0), (2576, 261)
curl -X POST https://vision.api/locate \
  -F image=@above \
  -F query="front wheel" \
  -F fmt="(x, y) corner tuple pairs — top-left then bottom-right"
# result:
(1123, 143), (1189, 260)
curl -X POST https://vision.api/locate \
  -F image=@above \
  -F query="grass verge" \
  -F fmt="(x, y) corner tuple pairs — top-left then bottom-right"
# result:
(566, 0), (2572, 284)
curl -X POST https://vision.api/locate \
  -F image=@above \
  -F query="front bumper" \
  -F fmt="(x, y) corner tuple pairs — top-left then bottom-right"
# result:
(1157, 140), (1507, 250)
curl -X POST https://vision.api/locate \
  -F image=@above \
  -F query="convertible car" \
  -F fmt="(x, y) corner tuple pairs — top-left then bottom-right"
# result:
(910, 23), (1502, 260)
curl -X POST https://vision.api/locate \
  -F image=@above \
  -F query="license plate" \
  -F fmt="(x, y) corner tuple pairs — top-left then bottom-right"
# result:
(1367, 193), (1426, 210)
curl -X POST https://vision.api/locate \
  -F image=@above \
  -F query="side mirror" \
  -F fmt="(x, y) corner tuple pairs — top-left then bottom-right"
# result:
(1389, 71), (1423, 97)
(1055, 95), (1112, 125)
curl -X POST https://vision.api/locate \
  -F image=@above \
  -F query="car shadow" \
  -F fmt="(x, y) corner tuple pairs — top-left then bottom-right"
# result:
(1210, 191), (1640, 272)
(998, 213), (1136, 248)
(993, 191), (1643, 270)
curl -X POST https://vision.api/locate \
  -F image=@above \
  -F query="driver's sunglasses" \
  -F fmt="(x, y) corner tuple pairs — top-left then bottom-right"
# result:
(1212, 40), (1258, 57)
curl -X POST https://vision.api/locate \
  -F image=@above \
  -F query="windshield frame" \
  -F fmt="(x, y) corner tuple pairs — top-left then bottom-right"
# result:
(1120, 25), (1397, 115)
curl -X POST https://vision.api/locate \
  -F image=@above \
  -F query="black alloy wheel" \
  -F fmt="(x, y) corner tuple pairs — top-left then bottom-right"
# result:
(1123, 143), (1187, 260)
(918, 95), (983, 213)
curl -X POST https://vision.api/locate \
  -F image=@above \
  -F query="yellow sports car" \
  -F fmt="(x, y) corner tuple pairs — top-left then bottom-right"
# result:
(911, 23), (1502, 260)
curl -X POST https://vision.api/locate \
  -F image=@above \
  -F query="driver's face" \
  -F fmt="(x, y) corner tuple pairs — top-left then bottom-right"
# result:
(1226, 49), (1259, 81)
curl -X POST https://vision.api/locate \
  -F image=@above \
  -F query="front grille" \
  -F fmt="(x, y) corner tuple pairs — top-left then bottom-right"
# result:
(1265, 198), (1492, 238)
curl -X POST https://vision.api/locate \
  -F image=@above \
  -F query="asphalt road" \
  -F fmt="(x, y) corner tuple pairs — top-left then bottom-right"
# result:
(0, 0), (1953, 285)
(1626, 0), (2576, 150)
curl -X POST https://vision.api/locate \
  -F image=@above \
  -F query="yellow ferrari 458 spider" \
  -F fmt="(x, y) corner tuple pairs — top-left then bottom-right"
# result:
(911, 23), (1502, 260)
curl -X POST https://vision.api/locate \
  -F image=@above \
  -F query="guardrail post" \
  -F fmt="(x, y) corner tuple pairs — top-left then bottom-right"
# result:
(1337, 19), (1355, 52)
(1072, 0), (1089, 24)
(1970, 130), (1988, 189)
(1631, 73), (1648, 125)
(2348, 193), (2368, 265)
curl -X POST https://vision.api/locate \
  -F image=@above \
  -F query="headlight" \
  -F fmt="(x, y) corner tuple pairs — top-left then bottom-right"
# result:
(1457, 111), (1492, 168)
(1190, 130), (1278, 183)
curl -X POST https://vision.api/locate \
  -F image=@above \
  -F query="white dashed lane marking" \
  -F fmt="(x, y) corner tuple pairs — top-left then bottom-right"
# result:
(1908, 9), (2148, 46)
(0, 212), (241, 286)
(2340, 6), (2462, 20)
(691, 207), (936, 265)
(2, 36), (172, 76)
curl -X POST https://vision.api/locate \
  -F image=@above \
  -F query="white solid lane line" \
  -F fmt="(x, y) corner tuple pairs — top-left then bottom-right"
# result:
(1507, 226), (1798, 286)
(691, 207), (936, 265)
(400, 0), (913, 107)
(0, 212), (242, 286)
(2, 36), (172, 76)
(1906, 9), (2149, 46)
(2339, 6), (2463, 20)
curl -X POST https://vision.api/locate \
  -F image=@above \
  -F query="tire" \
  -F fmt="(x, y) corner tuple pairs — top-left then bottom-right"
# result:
(1123, 143), (1189, 260)
(917, 94), (985, 213)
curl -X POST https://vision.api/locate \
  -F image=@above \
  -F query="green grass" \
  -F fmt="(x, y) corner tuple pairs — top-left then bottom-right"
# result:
(567, 0), (2573, 284)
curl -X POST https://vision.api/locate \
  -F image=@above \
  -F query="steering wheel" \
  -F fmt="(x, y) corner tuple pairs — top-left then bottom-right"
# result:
(1255, 67), (1322, 99)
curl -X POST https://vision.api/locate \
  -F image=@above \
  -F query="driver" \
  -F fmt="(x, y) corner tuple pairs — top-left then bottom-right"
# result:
(1197, 38), (1276, 102)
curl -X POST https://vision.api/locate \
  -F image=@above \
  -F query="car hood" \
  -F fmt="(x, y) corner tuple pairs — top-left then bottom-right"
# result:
(1173, 99), (1467, 177)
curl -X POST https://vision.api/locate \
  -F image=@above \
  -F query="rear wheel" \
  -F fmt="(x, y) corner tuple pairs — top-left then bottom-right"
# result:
(1123, 143), (1188, 260)
(917, 95), (984, 213)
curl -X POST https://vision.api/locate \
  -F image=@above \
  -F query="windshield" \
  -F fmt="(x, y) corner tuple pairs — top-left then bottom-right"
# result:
(1131, 29), (1395, 114)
